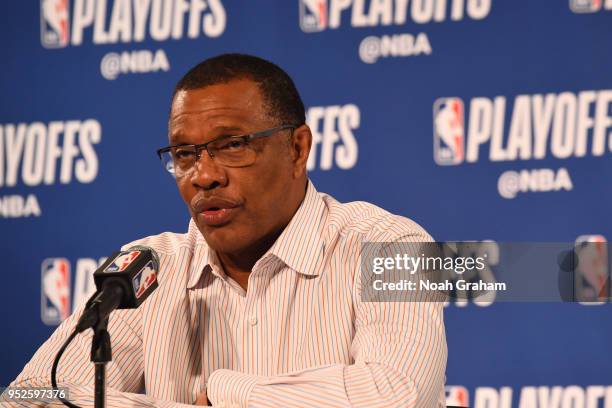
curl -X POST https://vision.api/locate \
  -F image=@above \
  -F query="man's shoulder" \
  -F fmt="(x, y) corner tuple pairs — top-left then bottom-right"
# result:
(321, 193), (433, 243)
(120, 228), (195, 256)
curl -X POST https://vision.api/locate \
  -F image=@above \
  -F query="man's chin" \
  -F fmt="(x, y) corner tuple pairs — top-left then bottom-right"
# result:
(197, 223), (248, 254)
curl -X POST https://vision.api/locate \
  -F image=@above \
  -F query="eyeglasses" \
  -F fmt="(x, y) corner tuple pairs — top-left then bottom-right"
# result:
(156, 125), (296, 177)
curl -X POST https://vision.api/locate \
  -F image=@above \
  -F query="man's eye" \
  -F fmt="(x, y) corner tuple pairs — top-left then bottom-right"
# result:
(173, 149), (195, 160)
(218, 139), (248, 150)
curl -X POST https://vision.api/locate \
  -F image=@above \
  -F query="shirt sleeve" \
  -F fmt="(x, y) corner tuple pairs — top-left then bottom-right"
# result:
(206, 238), (448, 408)
(0, 301), (200, 408)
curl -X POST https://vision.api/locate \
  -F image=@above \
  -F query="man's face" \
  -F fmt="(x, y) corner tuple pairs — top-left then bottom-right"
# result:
(169, 79), (307, 255)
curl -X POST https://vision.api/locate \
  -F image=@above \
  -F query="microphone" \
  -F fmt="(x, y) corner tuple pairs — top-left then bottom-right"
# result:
(75, 246), (159, 333)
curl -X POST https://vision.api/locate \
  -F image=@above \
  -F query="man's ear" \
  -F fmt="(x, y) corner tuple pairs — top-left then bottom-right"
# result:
(289, 125), (312, 178)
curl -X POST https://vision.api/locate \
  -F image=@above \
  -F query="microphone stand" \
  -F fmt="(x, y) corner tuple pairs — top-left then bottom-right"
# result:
(91, 315), (112, 408)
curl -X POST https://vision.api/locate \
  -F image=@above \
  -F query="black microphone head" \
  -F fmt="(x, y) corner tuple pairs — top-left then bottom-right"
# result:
(127, 245), (160, 270)
(94, 246), (160, 309)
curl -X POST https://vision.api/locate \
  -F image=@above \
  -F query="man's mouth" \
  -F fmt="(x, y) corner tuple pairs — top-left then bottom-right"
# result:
(200, 207), (237, 226)
(191, 196), (242, 227)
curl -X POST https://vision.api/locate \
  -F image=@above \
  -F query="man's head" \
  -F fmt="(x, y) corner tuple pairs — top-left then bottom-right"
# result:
(167, 54), (312, 259)
(172, 53), (306, 127)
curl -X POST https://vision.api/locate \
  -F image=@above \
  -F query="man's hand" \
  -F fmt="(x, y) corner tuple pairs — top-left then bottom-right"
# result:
(194, 389), (208, 406)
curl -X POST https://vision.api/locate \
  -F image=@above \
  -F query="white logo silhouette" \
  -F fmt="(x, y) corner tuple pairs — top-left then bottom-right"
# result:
(435, 101), (464, 160)
(42, 0), (69, 47)
(43, 260), (70, 321)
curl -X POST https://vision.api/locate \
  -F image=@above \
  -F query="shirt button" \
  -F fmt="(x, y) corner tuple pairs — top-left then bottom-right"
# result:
(249, 316), (258, 326)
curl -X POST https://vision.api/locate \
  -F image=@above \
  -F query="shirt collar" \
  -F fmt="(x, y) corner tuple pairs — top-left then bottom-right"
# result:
(266, 179), (327, 277)
(186, 179), (328, 289)
(186, 220), (215, 289)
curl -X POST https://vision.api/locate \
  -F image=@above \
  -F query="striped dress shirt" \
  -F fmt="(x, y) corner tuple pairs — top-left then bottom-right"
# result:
(4, 180), (447, 408)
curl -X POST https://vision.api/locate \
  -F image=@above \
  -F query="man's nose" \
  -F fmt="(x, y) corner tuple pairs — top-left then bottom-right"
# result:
(188, 151), (228, 190)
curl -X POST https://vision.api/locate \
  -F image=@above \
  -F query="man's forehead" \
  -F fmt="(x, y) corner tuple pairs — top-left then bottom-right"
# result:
(170, 121), (244, 139)
(171, 80), (264, 116)
(170, 107), (250, 127)
(168, 81), (272, 139)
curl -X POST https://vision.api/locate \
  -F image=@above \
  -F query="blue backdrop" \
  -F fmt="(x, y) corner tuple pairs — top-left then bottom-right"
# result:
(1, 1), (611, 406)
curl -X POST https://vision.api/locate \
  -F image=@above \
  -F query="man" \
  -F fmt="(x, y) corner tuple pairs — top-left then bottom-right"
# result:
(4, 54), (447, 407)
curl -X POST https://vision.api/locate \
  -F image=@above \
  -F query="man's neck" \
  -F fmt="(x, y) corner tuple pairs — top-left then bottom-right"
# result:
(217, 228), (283, 291)
(218, 181), (308, 292)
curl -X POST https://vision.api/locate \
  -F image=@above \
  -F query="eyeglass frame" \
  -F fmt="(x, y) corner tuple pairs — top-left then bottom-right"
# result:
(156, 124), (298, 174)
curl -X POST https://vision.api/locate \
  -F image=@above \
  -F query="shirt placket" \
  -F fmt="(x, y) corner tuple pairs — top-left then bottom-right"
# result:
(242, 258), (276, 375)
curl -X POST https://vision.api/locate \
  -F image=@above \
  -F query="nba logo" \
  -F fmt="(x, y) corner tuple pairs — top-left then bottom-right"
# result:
(104, 250), (141, 273)
(40, 0), (70, 48)
(575, 235), (609, 303)
(445, 386), (469, 407)
(570, 0), (602, 12)
(132, 261), (157, 299)
(434, 97), (465, 166)
(41, 258), (71, 325)
(299, 0), (327, 32)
